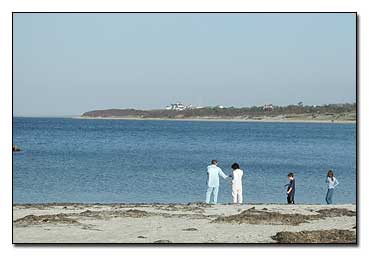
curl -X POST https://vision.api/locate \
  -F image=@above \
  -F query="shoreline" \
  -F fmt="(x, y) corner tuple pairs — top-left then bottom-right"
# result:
(13, 202), (357, 206)
(74, 116), (356, 124)
(13, 203), (356, 243)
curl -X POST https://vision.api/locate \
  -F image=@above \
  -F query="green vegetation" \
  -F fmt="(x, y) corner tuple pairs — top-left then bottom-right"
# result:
(81, 103), (356, 122)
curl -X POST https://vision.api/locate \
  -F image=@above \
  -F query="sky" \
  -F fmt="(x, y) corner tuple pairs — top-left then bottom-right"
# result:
(13, 13), (356, 117)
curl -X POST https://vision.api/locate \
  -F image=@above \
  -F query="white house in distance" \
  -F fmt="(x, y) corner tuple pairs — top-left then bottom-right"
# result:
(263, 104), (274, 111)
(165, 103), (225, 111)
(165, 102), (190, 111)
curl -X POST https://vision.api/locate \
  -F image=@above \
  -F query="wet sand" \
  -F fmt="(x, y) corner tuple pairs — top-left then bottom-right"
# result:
(13, 203), (356, 244)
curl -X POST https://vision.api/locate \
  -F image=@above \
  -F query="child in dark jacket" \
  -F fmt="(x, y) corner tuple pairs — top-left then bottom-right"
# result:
(286, 173), (295, 204)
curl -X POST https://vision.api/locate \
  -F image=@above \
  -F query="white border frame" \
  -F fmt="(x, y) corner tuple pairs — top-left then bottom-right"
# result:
(1, 0), (367, 255)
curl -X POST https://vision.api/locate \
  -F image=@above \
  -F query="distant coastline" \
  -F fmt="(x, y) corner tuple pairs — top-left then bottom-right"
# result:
(79, 103), (356, 124)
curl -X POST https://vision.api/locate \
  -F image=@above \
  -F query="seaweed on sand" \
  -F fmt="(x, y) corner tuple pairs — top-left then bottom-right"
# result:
(78, 209), (153, 219)
(212, 207), (356, 226)
(271, 229), (356, 243)
(14, 213), (79, 226)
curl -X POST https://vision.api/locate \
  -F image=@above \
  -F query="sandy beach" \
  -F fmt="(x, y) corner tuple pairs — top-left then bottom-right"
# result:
(75, 116), (356, 124)
(13, 203), (356, 244)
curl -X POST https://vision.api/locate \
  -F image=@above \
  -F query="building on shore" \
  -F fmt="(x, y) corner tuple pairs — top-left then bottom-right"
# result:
(165, 103), (225, 111)
(165, 103), (189, 111)
(263, 104), (274, 111)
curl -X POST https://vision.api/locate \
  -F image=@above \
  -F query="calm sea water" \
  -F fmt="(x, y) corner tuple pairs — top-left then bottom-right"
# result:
(13, 117), (356, 204)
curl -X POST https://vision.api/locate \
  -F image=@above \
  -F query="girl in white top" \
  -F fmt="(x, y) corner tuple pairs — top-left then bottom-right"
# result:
(230, 163), (244, 204)
(326, 169), (339, 204)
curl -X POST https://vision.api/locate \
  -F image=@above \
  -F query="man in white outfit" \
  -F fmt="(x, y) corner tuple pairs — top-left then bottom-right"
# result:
(230, 163), (244, 204)
(206, 160), (228, 204)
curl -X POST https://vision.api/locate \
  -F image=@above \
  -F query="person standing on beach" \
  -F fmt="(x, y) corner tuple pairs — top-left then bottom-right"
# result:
(325, 170), (339, 204)
(206, 160), (228, 204)
(230, 163), (244, 204)
(286, 173), (295, 204)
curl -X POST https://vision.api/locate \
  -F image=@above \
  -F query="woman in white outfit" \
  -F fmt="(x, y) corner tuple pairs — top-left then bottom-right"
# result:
(230, 163), (244, 204)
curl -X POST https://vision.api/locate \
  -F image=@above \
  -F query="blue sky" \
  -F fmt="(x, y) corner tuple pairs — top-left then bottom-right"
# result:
(13, 13), (356, 116)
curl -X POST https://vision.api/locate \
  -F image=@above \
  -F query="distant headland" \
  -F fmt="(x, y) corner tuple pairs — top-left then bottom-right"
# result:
(80, 103), (356, 123)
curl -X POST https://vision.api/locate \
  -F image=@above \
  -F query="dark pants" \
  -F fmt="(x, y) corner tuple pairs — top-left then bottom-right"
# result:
(287, 193), (295, 204)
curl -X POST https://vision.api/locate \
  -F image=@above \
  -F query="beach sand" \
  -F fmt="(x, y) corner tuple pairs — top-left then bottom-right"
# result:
(13, 203), (356, 244)
(75, 116), (356, 124)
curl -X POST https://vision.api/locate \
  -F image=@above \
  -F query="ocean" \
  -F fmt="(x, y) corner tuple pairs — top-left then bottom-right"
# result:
(13, 117), (356, 204)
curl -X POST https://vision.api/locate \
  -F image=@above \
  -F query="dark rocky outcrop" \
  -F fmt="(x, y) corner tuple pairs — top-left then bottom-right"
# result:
(13, 145), (21, 152)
